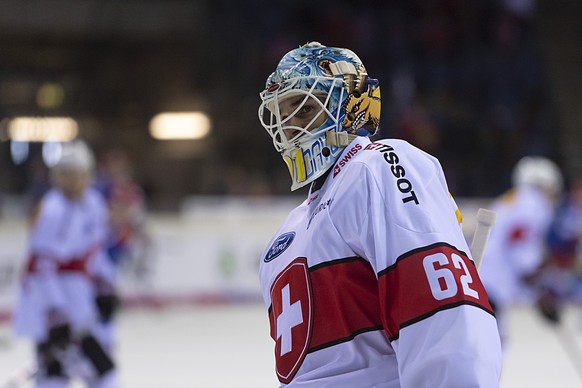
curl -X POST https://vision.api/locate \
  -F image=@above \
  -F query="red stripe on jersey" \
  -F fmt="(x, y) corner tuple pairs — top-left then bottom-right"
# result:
(378, 243), (494, 341)
(309, 258), (383, 352)
(25, 248), (97, 277)
(268, 257), (383, 365)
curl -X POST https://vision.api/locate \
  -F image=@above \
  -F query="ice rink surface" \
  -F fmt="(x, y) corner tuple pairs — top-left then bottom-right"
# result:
(1, 303), (582, 387)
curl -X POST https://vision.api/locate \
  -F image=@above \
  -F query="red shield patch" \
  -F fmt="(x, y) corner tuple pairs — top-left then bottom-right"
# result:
(269, 257), (313, 384)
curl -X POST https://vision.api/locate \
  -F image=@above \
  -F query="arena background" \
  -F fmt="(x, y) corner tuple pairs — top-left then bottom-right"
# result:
(0, 0), (581, 386)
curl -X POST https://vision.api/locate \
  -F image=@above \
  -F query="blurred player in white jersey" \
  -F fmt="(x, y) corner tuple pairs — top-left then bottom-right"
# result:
(257, 42), (502, 387)
(537, 178), (582, 322)
(479, 156), (563, 343)
(12, 140), (119, 387)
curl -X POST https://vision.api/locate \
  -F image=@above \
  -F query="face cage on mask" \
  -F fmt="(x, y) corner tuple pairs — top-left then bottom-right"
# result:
(259, 77), (349, 190)
(258, 77), (346, 154)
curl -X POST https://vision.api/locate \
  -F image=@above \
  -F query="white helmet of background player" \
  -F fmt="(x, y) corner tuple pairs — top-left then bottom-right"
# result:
(258, 42), (381, 191)
(50, 140), (95, 200)
(53, 140), (95, 171)
(512, 156), (563, 198)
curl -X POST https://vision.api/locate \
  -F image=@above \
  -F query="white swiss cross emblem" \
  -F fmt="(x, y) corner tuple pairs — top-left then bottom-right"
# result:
(269, 257), (312, 384)
(277, 284), (303, 356)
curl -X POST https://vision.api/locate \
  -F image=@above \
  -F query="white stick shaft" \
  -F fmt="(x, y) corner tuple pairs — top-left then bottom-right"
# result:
(0, 362), (37, 388)
(470, 208), (497, 270)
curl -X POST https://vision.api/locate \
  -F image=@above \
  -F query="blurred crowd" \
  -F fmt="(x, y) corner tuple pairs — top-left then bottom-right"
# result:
(0, 0), (565, 203)
(216, 0), (559, 197)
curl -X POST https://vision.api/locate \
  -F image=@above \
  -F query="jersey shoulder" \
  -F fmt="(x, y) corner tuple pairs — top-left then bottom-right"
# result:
(36, 189), (67, 219)
(329, 137), (457, 235)
(338, 138), (442, 194)
(357, 138), (439, 173)
(84, 187), (108, 208)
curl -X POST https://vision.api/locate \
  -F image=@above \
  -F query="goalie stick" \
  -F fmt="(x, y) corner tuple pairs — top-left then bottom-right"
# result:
(0, 344), (97, 388)
(0, 334), (111, 388)
(470, 208), (496, 270)
(0, 362), (37, 388)
(554, 322), (582, 381)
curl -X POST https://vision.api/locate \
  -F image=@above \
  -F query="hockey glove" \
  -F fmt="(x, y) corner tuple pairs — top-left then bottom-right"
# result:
(536, 290), (561, 325)
(96, 294), (120, 322)
(94, 276), (120, 322)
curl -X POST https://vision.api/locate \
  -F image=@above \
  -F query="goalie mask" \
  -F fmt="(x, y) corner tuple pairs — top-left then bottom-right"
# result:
(259, 42), (381, 191)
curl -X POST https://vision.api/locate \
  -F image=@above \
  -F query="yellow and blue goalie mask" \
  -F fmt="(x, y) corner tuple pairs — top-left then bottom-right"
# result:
(258, 42), (381, 191)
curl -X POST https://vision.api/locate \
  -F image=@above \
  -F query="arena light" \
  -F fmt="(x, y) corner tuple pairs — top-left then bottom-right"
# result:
(149, 112), (211, 140)
(8, 116), (78, 142)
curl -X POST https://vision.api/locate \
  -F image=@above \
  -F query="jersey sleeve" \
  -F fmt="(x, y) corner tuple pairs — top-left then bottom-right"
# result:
(329, 140), (502, 386)
(86, 191), (117, 284)
(28, 195), (69, 311)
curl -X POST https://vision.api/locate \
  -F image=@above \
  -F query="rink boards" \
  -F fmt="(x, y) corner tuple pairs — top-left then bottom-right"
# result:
(0, 196), (489, 319)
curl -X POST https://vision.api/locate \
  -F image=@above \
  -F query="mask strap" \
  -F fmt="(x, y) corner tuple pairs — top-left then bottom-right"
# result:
(326, 131), (357, 147)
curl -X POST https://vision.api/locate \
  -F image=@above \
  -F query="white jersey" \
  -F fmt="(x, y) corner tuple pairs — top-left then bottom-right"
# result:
(479, 186), (555, 308)
(259, 137), (502, 387)
(12, 187), (114, 341)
